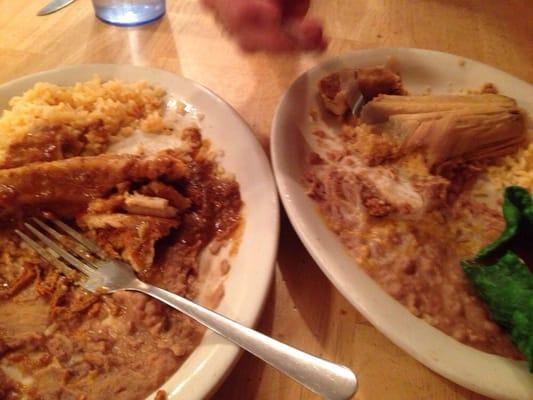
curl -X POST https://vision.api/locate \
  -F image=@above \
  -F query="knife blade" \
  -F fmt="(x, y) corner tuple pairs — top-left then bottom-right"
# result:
(37, 0), (77, 16)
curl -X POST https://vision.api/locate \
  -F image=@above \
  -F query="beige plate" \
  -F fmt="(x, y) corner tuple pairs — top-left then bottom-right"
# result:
(271, 48), (533, 400)
(0, 64), (279, 400)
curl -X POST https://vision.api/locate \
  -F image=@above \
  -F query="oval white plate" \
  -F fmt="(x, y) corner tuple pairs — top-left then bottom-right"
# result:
(271, 48), (533, 400)
(0, 65), (279, 400)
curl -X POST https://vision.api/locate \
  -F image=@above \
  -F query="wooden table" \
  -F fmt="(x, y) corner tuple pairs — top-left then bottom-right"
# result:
(1, 1), (532, 399)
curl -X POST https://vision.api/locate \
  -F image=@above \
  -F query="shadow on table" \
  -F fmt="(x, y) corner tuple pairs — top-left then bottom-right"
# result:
(277, 211), (334, 345)
(214, 211), (335, 398)
(439, 373), (491, 400)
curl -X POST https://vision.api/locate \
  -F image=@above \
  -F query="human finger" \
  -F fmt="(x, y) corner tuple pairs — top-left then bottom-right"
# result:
(279, 0), (310, 19)
(284, 17), (327, 51)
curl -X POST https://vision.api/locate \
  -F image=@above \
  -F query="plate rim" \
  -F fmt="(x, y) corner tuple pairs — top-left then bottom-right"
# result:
(0, 64), (280, 400)
(270, 47), (533, 400)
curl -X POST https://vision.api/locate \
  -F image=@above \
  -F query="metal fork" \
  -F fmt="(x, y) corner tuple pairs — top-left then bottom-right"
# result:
(347, 86), (365, 116)
(16, 218), (358, 400)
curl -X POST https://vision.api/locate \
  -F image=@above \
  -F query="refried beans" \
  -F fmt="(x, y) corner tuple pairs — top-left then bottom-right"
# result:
(305, 67), (529, 360)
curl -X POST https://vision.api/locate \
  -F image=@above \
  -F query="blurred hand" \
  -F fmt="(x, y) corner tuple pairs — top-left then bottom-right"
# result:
(202, 0), (327, 52)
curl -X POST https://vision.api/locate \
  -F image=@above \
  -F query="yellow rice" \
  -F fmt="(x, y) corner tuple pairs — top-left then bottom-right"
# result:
(473, 131), (533, 203)
(0, 76), (168, 159)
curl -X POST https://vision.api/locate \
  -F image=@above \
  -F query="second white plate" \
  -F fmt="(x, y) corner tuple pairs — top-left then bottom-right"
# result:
(0, 64), (280, 400)
(271, 48), (533, 400)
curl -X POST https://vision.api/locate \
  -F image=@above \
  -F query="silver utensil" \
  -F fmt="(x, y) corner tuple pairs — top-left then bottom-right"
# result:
(17, 218), (358, 400)
(346, 86), (365, 116)
(37, 0), (77, 16)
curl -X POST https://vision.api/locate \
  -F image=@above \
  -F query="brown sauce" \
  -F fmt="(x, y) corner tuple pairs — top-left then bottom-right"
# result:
(0, 157), (242, 399)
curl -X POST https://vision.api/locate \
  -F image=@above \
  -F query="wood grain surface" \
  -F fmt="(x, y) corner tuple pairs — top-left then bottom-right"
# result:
(1, 1), (532, 399)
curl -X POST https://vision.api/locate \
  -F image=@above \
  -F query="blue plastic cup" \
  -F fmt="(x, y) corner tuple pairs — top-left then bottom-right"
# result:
(92, 0), (166, 26)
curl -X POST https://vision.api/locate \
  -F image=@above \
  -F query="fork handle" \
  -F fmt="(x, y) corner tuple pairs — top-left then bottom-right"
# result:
(131, 282), (357, 400)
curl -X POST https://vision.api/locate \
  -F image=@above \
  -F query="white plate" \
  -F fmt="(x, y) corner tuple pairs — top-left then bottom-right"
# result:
(0, 65), (279, 400)
(271, 48), (533, 400)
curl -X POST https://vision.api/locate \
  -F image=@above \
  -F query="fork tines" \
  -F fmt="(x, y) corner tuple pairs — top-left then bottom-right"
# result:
(16, 217), (102, 278)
